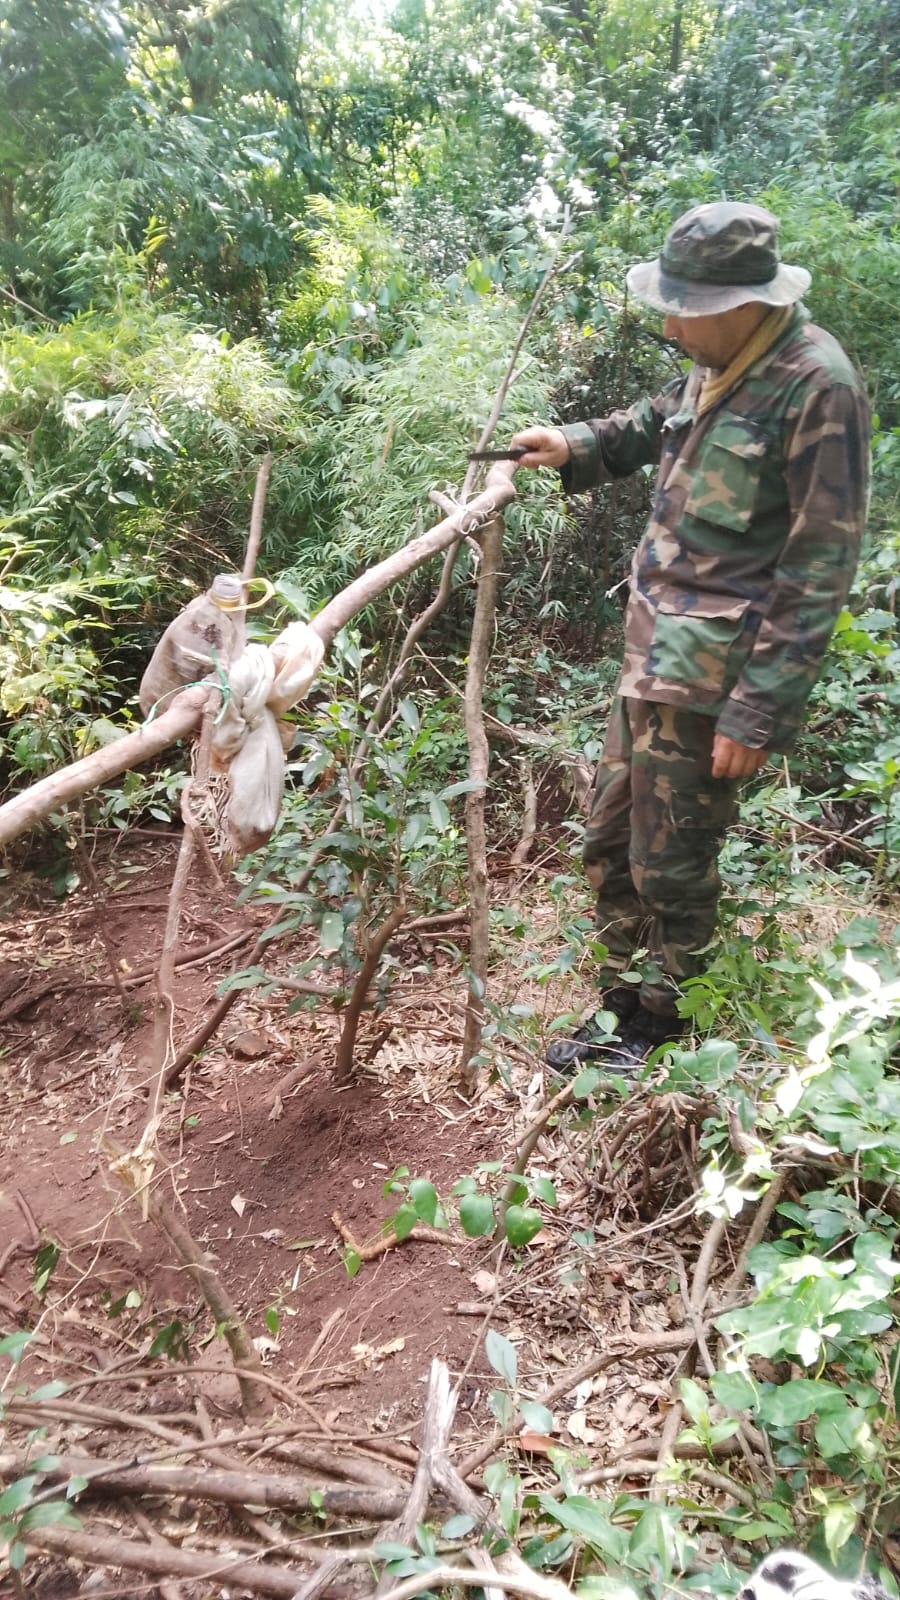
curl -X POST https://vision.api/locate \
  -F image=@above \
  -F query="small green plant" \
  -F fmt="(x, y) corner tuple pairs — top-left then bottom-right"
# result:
(0, 1333), (83, 1573)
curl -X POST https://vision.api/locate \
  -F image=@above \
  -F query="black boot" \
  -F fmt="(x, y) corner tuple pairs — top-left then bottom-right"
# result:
(544, 987), (641, 1074)
(589, 1004), (687, 1073)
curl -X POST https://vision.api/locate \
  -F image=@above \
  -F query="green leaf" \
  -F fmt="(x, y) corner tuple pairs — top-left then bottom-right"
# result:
(519, 1400), (554, 1433)
(409, 1178), (439, 1225)
(730, 1518), (800, 1542)
(538, 1494), (627, 1560)
(757, 1379), (846, 1428)
(441, 1513), (477, 1539)
(572, 1067), (602, 1098)
(28, 1382), (68, 1402)
(529, 1176), (557, 1208)
(438, 778), (485, 800)
(265, 1305), (280, 1337)
(392, 1203), (417, 1241)
(485, 1328), (518, 1387)
(815, 1406), (874, 1461)
(343, 1247), (361, 1279)
(0, 1331), (32, 1363)
(678, 1377), (708, 1424)
(709, 1370), (757, 1411)
(415, 1522), (437, 1558)
(402, 812), (431, 850)
(33, 1242), (60, 1294)
(823, 1499), (859, 1564)
(374, 1542), (418, 1562)
(319, 910), (344, 952)
(451, 1174), (477, 1196)
(458, 1193), (494, 1236)
(428, 796), (451, 833)
(0, 1477), (38, 1516)
(524, 1530), (573, 1568)
(504, 1204), (543, 1248)
(627, 1503), (679, 1573)
(397, 697), (420, 731)
(577, 1580), (642, 1600)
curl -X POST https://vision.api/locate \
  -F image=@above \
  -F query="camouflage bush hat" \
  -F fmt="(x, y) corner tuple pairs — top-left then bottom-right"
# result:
(626, 201), (811, 317)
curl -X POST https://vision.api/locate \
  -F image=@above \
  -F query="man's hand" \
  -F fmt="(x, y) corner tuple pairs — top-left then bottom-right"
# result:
(712, 734), (769, 780)
(509, 426), (571, 469)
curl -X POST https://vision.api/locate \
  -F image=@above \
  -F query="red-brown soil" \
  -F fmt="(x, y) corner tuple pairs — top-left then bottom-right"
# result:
(0, 833), (538, 1426)
(1, 830), (696, 1600)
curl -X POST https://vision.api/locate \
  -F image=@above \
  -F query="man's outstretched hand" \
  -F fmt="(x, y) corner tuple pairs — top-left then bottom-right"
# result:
(712, 734), (769, 780)
(509, 426), (571, 469)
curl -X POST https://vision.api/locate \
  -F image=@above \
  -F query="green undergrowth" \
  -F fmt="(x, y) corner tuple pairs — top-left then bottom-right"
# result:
(373, 908), (900, 1596)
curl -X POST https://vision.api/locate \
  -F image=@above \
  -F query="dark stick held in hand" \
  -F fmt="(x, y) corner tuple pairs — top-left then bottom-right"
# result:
(467, 445), (527, 461)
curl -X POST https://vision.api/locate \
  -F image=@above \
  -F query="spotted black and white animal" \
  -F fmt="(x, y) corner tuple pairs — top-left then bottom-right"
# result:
(738, 1553), (891, 1600)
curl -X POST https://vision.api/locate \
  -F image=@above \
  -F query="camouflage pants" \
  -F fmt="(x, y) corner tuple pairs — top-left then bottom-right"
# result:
(582, 694), (741, 1016)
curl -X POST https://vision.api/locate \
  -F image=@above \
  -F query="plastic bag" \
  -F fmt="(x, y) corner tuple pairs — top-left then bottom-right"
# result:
(139, 577), (246, 718)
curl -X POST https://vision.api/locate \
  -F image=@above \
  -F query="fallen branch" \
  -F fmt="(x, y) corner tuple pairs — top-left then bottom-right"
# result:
(375, 1360), (456, 1596)
(554, 1458), (757, 1509)
(331, 1210), (453, 1262)
(378, 1564), (571, 1600)
(125, 1499), (185, 1600)
(0, 685), (209, 849)
(0, 478), (517, 850)
(6, 1396), (405, 1492)
(23, 1522), (314, 1599)
(0, 1451), (405, 1517)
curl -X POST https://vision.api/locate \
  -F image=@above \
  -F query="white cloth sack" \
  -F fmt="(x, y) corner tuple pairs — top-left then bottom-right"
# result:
(211, 623), (326, 855)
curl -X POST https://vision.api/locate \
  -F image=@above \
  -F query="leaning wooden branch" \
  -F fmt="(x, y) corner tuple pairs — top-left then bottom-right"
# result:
(458, 510), (505, 1089)
(106, 1141), (271, 1419)
(0, 477), (517, 850)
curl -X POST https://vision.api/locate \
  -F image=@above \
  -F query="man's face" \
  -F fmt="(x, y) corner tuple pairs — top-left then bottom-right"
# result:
(663, 303), (768, 369)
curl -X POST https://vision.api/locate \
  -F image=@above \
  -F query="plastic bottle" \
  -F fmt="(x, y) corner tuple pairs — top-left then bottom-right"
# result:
(139, 573), (249, 717)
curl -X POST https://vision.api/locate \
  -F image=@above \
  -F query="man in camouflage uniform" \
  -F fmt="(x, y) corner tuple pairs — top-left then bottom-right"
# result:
(512, 201), (870, 1071)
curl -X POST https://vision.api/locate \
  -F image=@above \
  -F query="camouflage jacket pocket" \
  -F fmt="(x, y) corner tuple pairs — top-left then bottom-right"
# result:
(650, 594), (752, 697)
(684, 418), (771, 533)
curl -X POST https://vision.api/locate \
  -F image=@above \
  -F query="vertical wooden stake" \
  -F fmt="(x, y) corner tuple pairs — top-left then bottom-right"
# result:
(458, 515), (504, 1091)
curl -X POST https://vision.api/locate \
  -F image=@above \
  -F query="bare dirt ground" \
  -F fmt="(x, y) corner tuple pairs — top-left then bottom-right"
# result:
(0, 828), (708, 1600)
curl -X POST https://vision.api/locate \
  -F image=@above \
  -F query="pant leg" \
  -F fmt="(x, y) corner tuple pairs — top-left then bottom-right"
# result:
(581, 694), (648, 983)
(627, 700), (741, 1015)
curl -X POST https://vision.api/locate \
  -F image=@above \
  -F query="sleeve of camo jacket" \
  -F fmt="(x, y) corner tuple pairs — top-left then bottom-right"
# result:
(716, 376), (871, 752)
(558, 379), (683, 494)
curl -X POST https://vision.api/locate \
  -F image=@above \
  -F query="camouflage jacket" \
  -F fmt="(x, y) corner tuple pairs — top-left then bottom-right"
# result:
(560, 308), (871, 751)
